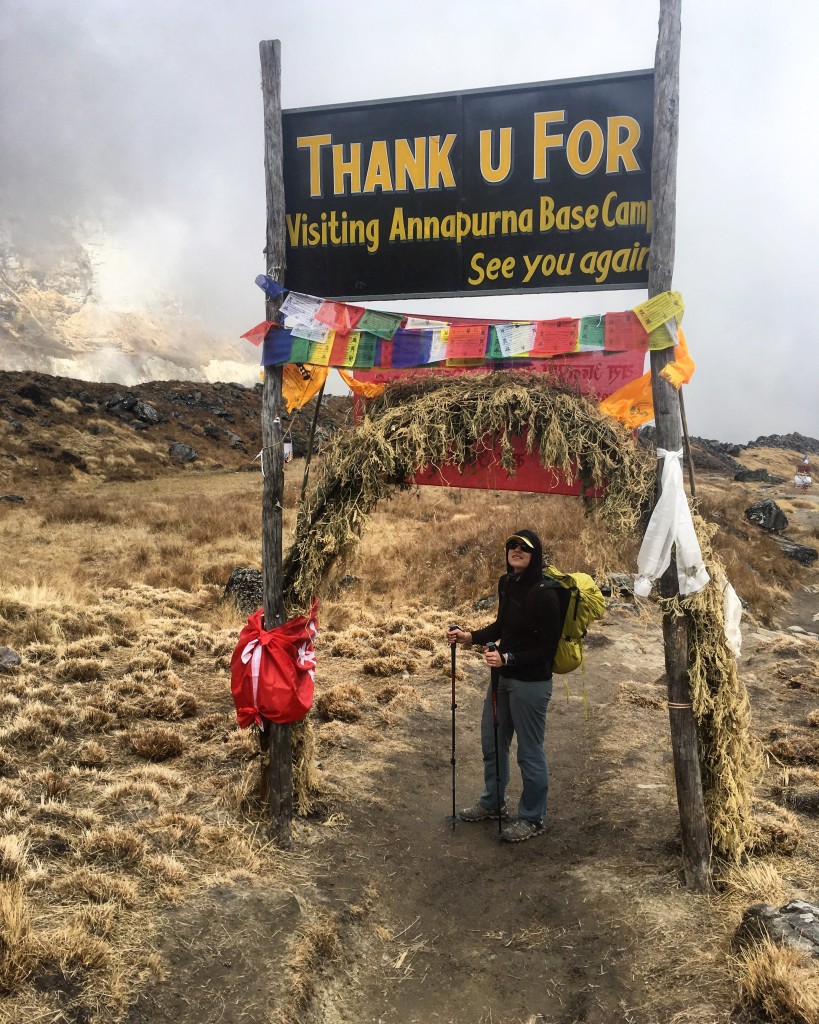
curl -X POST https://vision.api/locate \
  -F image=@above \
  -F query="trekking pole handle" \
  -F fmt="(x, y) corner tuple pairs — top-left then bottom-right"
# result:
(448, 623), (461, 642)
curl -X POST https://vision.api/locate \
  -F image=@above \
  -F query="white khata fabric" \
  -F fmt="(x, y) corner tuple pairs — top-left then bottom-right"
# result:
(722, 580), (743, 658)
(634, 448), (710, 598)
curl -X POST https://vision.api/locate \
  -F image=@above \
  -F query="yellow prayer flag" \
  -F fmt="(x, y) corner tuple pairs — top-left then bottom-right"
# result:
(341, 332), (360, 368)
(632, 290), (684, 334)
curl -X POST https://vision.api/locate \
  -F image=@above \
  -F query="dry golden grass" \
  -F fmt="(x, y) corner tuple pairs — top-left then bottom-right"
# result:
(129, 726), (185, 761)
(750, 799), (803, 856)
(717, 859), (789, 906)
(315, 683), (367, 722)
(0, 443), (816, 1023)
(735, 939), (819, 1024)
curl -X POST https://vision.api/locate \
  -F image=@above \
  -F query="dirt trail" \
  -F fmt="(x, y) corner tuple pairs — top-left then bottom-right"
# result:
(314, 614), (695, 1024)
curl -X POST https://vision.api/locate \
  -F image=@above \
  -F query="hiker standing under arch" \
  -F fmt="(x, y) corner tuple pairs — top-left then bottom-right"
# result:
(446, 529), (564, 843)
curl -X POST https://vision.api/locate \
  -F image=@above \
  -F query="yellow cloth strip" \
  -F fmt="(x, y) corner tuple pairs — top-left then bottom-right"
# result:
(599, 328), (695, 428)
(337, 369), (386, 400)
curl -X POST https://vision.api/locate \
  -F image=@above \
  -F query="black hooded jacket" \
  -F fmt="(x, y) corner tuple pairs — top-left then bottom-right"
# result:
(470, 529), (564, 681)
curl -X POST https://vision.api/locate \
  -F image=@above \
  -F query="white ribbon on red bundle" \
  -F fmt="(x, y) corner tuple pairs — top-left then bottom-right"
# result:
(230, 600), (319, 727)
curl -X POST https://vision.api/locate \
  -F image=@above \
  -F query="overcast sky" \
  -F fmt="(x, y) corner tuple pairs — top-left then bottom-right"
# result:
(1, 0), (817, 444)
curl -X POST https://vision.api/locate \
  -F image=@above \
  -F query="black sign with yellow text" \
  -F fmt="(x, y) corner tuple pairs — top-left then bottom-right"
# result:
(282, 70), (654, 299)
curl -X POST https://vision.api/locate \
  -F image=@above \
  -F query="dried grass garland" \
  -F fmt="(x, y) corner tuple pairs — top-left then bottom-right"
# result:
(283, 371), (654, 610)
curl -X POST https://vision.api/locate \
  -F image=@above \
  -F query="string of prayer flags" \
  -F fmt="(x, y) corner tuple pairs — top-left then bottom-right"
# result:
(632, 290), (685, 334)
(241, 321), (275, 347)
(532, 318), (578, 356)
(446, 324), (489, 360)
(255, 275), (286, 300)
(578, 316), (605, 349)
(604, 311), (649, 352)
(357, 309), (404, 339)
(243, 281), (691, 371)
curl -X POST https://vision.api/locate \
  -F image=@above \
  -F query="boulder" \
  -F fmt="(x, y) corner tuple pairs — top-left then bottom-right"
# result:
(734, 900), (819, 957)
(745, 499), (788, 533)
(168, 443), (198, 463)
(134, 400), (161, 424)
(224, 567), (263, 615)
(0, 647), (22, 673)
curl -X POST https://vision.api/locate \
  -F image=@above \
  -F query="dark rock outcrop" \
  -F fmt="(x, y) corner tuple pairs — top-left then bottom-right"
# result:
(745, 499), (788, 533)
(747, 432), (819, 455)
(734, 900), (819, 957)
(734, 467), (785, 484)
(775, 538), (819, 566)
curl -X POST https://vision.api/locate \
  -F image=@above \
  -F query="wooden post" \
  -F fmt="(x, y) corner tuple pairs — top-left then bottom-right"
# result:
(259, 39), (292, 848)
(648, 0), (711, 891)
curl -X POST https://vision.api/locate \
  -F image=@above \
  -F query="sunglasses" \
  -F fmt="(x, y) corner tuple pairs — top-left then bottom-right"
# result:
(506, 541), (533, 553)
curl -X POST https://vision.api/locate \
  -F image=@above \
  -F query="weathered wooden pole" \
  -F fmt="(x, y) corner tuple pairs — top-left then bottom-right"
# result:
(648, 0), (711, 890)
(259, 39), (292, 848)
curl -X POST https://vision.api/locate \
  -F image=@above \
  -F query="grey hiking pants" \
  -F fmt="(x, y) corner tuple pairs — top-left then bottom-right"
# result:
(478, 674), (553, 823)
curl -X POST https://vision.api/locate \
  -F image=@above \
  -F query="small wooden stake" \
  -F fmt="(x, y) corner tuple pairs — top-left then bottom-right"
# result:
(259, 38), (291, 848)
(648, 0), (711, 891)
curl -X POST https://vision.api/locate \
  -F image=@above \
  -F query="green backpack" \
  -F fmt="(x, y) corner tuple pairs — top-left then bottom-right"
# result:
(542, 565), (607, 674)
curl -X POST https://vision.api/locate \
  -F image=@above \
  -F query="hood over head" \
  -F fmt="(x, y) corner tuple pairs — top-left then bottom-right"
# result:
(505, 528), (543, 584)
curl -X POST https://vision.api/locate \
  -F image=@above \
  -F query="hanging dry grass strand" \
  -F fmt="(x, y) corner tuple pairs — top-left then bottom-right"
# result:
(663, 513), (761, 862)
(283, 371), (654, 611)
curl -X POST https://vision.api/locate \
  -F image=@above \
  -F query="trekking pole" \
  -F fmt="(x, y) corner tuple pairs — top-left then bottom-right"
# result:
(486, 643), (503, 836)
(447, 624), (459, 827)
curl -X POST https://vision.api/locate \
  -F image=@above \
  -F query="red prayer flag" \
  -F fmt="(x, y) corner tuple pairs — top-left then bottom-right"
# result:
(240, 321), (275, 347)
(329, 332), (351, 366)
(446, 324), (489, 360)
(604, 312), (649, 352)
(314, 301), (364, 333)
(531, 319), (579, 356)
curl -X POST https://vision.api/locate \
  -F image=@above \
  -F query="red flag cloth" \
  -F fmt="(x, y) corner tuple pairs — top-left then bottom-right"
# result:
(240, 320), (276, 347)
(230, 600), (319, 727)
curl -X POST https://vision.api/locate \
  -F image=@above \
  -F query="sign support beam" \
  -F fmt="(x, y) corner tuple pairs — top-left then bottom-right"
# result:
(648, 0), (711, 891)
(259, 39), (292, 849)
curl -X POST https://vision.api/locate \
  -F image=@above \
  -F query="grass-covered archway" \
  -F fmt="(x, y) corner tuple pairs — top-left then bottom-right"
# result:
(286, 371), (757, 861)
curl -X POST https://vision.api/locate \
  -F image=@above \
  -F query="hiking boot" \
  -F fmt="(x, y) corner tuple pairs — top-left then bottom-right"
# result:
(458, 801), (508, 822)
(500, 818), (545, 843)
